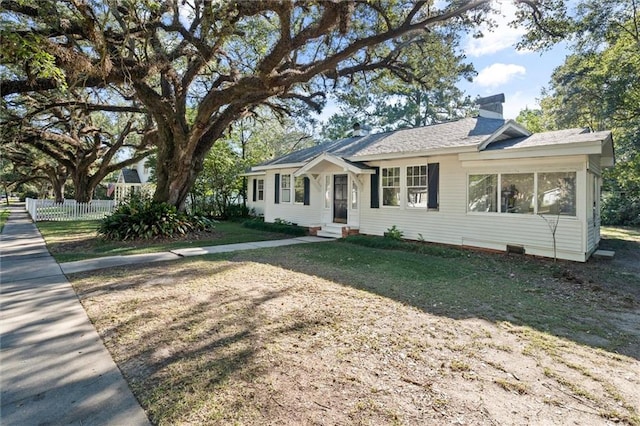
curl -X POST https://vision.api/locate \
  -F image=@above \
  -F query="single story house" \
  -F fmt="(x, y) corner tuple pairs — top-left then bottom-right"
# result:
(109, 159), (154, 202)
(245, 94), (614, 262)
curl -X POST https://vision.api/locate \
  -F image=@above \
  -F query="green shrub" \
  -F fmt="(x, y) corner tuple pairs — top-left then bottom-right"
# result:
(98, 195), (216, 240)
(225, 204), (250, 220)
(19, 190), (39, 202)
(601, 193), (640, 226)
(384, 225), (404, 240)
(242, 218), (307, 236)
(342, 234), (465, 258)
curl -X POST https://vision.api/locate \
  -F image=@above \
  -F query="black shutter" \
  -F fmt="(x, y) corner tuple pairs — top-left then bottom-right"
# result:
(370, 167), (380, 208)
(252, 178), (257, 202)
(303, 177), (310, 205)
(274, 173), (280, 204)
(428, 163), (439, 209)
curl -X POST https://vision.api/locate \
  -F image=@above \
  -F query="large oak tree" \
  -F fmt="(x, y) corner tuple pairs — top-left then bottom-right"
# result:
(1, 90), (155, 202)
(1, 0), (558, 210)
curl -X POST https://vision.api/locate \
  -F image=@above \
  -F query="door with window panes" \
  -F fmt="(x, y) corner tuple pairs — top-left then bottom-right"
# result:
(333, 174), (348, 223)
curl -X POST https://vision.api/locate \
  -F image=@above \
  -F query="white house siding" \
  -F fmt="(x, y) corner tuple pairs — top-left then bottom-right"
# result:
(586, 171), (601, 254)
(357, 154), (592, 262)
(247, 177), (266, 216)
(136, 159), (152, 183)
(263, 169), (323, 226)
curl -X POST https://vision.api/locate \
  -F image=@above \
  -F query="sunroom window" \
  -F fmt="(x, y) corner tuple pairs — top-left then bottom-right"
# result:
(468, 174), (497, 212)
(406, 165), (428, 208)
(500, 173), (534, 214)
(382, 167), (401, 206)
(537, 172), (576, 216)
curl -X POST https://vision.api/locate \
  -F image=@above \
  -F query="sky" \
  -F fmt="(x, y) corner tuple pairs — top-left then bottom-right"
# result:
(457, 1), (570, 119)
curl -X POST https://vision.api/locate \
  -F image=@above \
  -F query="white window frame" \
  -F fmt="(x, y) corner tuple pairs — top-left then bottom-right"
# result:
(257, 179), (264, 201)
(351, 180), (358, 210)
(406, 165), (428, 208)
(281, 174), (291, 203)
(324, 175), (331, 209)
(500, 172), (535, 214)
(381, 167), (401, 207)
(467, 171), (577, 217)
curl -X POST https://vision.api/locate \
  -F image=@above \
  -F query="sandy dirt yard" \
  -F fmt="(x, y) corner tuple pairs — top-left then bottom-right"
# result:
(69, 229), (640, 425)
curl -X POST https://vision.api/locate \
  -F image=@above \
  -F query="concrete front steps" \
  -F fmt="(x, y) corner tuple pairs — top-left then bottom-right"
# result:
(310, 223), (359, 239)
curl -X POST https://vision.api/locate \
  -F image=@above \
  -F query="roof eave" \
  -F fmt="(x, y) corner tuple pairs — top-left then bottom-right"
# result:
(250, 162), (308, 171)
(240, 170), (267, 177)
(293, 152), (375, 177)
(459, 140), (606, 161)
(346, 145), (478, 162)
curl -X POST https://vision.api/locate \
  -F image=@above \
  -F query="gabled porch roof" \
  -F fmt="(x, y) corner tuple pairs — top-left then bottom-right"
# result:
(292, 152), (376, 177)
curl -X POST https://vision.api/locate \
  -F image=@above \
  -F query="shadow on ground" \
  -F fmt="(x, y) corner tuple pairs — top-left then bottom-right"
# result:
(223, 232), (640, 360)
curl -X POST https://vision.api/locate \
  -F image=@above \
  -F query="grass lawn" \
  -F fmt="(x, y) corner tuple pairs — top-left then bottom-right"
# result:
(0, 208), (9, 232)
(68, 226), (640, 425)
(37, 220), (296, 263)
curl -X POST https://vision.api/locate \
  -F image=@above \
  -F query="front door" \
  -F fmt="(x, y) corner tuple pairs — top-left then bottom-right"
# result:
(333, 174), (348, 223)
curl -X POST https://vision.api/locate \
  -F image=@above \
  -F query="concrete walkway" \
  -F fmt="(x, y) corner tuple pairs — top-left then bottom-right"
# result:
(0, 205), (151, 425)
(1, 204), (335, 425)
(60, 235), (332, 274)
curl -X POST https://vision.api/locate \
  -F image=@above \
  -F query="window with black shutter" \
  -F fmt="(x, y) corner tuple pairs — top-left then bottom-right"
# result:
(428, 163), (439, 209)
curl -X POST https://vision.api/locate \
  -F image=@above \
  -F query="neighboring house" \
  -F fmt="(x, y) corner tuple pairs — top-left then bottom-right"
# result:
(111, 159), (154, 202)
(245, 94), (614, 262)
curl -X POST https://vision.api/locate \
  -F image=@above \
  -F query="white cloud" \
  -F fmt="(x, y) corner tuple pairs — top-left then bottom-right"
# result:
(503, 91), (540, 119)
(464, 1), (528, 57)
(475, 63), (526, 87)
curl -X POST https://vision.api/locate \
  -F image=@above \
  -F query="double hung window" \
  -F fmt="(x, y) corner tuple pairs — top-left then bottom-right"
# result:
(382, 167), (401, 207)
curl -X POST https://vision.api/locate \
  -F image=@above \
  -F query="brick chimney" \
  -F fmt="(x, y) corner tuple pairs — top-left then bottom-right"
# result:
(476, 93), (505, 119)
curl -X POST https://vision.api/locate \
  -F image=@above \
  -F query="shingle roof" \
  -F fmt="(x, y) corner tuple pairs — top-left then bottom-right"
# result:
(255, 116), (612, 170)
(120, 169), (141, 183)
(485, 128), (610, 150)
(260, 117), (506, 166)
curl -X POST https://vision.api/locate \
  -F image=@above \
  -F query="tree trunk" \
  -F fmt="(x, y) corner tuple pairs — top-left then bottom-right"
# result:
(153, 145), (208, 212)
(47, 167), (68, 203)
(72, 172), (94, 203)
(52, 182), (65, 203)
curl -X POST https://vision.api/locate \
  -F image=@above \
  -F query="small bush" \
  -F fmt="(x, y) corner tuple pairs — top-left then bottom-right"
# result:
(242, 218), (307, 236)
(384, 225), (404, 240)
(98, 195), (216, 240)
(342, 234), (465, 258)
(19, 190), (39, 202)
(601, 193), (640, 226)
(225, 204), (250, 220)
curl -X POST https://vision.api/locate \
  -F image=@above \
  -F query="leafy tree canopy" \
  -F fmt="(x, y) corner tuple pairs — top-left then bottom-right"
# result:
(0, 88), (155, 202)
(1, 0), (561, 210)
(518, 0), (640, 225)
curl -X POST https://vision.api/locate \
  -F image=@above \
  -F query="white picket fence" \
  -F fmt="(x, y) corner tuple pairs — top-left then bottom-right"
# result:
(25, 198), (115, 222)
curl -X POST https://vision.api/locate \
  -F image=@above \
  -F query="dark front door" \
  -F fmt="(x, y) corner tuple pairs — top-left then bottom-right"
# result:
(333, 174), (348, 223)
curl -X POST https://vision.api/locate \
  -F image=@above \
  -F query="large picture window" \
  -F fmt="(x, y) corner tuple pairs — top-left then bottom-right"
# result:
(281, 174), (291, 203)
(501, 173), (534, 214)
(406, 165), (427, 208)
(468, 174), (497, 212)
(468, 171), (577, 216)
(537, 172), (576, 215)
(382, 167), (401, 206)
